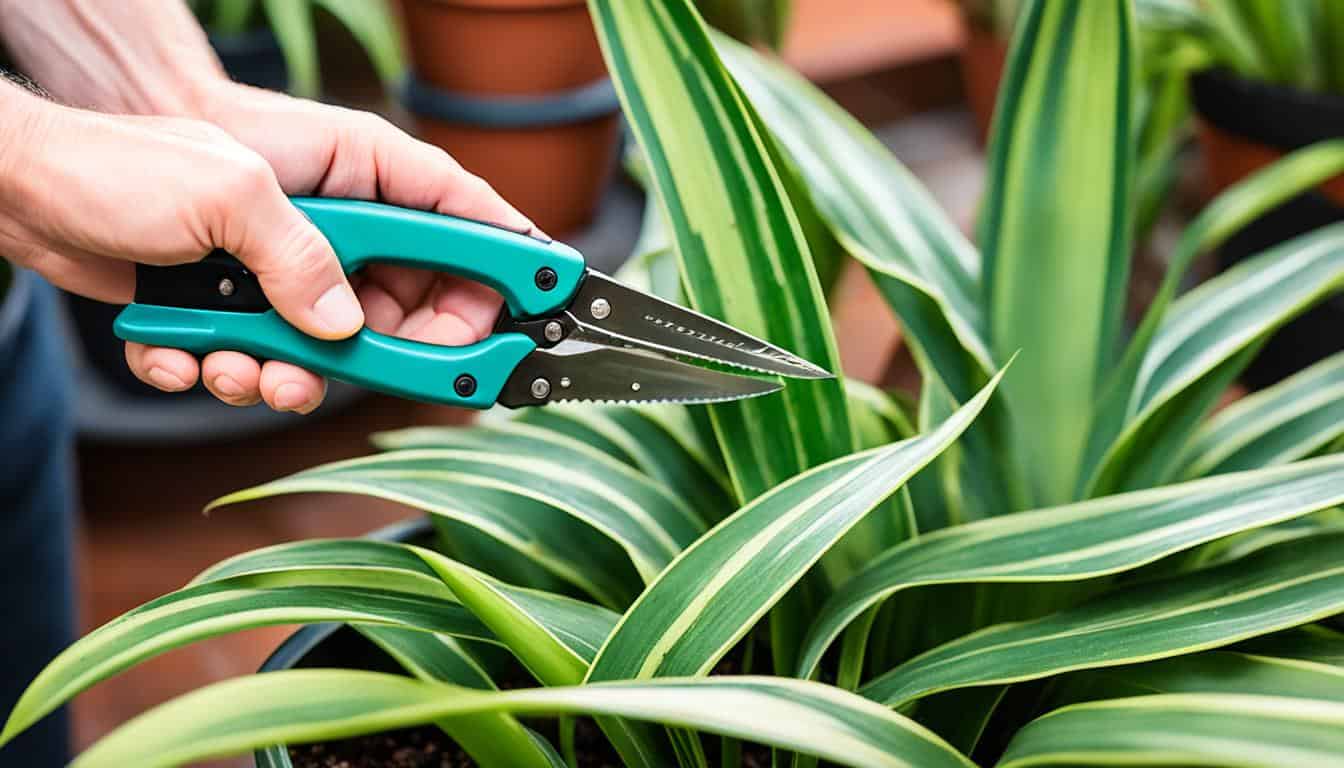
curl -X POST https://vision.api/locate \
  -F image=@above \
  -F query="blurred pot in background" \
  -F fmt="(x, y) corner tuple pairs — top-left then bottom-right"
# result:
(1190, 68), (1344, 389)
(393, 0), (622, 236)
(1141, 0), (1344, 387)
(955, 0), (1011, 145)
(189, 0), (404, 97)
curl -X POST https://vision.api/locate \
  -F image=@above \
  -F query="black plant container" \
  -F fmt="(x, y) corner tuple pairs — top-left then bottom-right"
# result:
(1190, 69), (1344, 389)
(253, 518), (433, 768)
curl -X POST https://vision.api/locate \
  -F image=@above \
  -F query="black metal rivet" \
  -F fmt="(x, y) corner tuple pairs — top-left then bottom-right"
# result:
(535, 267), (558, 291)
(454, 374), (477, 398)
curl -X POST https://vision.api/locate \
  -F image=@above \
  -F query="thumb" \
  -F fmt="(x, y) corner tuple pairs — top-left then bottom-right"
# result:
(226, 184), (363, 340)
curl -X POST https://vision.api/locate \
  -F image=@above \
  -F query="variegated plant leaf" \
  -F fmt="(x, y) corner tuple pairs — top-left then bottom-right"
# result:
(73, 672), (974, 768)
(799, 455), (1344, 679)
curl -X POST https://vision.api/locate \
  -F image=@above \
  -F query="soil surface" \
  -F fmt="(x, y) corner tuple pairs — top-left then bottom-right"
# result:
(288, 721), (776, 767)
(289, 726), (468, 768)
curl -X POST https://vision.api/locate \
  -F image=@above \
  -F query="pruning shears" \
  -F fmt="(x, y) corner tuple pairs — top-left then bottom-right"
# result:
(113, 198), (830, 408)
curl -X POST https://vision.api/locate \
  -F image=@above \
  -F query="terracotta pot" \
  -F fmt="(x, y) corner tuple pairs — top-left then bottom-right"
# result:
(394, 0), (621, 235)
(1192, 69), (1344, 205)
(958, 20), (1008, 146)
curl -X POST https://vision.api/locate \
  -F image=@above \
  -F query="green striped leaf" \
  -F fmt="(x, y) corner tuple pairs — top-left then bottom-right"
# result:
(196, 539), (618, 679)
(1048, 650), (1344, 708)
(260, 0), (318, 97)
(861, 532), (1344, 706)
(212, 448), (701, 589)
(715, 35), (993, 396)
(1083, 141), (1344, 493)
(590, 0), (852, 502)
(997, 694), (1344, 768)
(308, 0), (404, 83)
(587, 367), (1005, 682)
(980, 0), (1135, 506)
(413, 548), (617, 684)
(356, 626), (559, 768)
(73, 672), (974, 768)
(799, 455), (1344, 679)
(374, 419), (730, 526)
(1179, 351), (1344, 478)
(1090, 223), (1344, 495)
(1236, 625), (1344, 667)
(1, 568), (489, 746)
(1206, 0), (1322, 88)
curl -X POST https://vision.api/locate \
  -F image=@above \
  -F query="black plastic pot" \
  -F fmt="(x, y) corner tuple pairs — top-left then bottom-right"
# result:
(1190, 69), (1344, 389)
(253, 518), (434, 768)
(210, 27), (290, 92)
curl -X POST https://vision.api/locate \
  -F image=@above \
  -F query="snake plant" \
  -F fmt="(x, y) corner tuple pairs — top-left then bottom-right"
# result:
(189, 0), (404, 98)
(10, 0), (1344, 766)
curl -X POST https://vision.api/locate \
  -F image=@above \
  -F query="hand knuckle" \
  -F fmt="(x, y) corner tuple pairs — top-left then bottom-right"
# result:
(278, 221), (331, 278)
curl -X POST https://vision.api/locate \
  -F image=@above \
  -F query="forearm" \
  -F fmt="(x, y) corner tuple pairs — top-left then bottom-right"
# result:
(0, 0), (225, 118)
(0, 79), (51, 213)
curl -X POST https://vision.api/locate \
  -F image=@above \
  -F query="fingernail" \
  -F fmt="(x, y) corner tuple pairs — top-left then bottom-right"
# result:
(213, 375), (244, 398)
(313, 284), (364, 335)
(147, 367), (187, 391)
(274, 382), (308, 412)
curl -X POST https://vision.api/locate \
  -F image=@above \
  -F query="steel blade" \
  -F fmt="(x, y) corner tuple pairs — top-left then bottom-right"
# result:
(564, 270), (832, 379)
(497, 342), (783, 408)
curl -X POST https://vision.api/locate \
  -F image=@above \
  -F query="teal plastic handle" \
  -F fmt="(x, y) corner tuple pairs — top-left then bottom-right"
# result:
(291, 197), (585, 317)
(115, 304), (535, 408)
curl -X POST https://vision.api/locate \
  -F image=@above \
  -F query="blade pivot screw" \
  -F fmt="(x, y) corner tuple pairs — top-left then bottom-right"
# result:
(218, 278), (235, 297)
(543, 321), (564, 343)
(535, 267), (558, 291)
(454, 374), (477, 398)
(590, 297), (611, 320)
(530, 377), (551, 400)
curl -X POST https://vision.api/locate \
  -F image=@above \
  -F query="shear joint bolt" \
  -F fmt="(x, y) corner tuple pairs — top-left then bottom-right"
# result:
(535, 268), (558, 291)
(530, 377), (551, 400)
(590, 298), (611, 320)
(454, 375), (477, 398)
(218, 278), (235, 297)
(543, 321), (564, 343)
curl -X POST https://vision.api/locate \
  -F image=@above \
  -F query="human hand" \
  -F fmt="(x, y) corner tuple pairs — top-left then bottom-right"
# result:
(0, 83), (538, 413)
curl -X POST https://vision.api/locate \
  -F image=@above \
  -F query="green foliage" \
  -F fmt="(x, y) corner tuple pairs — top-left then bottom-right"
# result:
(189, 0), (404, 97)
(694, 0), (792, 49)
(12, 0), (1344, 765)
(1143, 0), (1344, 94)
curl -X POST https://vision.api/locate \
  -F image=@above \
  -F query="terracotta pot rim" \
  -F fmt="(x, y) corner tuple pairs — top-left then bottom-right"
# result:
(1190, 67), (1344, 153)
(397, 72), (620, 128)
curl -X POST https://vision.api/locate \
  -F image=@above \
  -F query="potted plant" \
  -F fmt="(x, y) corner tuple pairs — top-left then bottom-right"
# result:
(391, 0), (623, 236)
(391, 0), (789, 237)
(11, 1), (1344, 765)
(188, 0), (404, 96)
(1143, 0), (1344, 387)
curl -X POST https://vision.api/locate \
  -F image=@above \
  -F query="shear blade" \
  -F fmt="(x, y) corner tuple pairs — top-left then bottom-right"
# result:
(498, 343), (782, 408)
(566, 271), (833, 380)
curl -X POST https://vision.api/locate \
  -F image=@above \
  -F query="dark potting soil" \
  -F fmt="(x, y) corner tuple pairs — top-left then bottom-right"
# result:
(289, 725), (468, 768)
(288, 719), (625, 768)
(285, 630), (787, 766)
